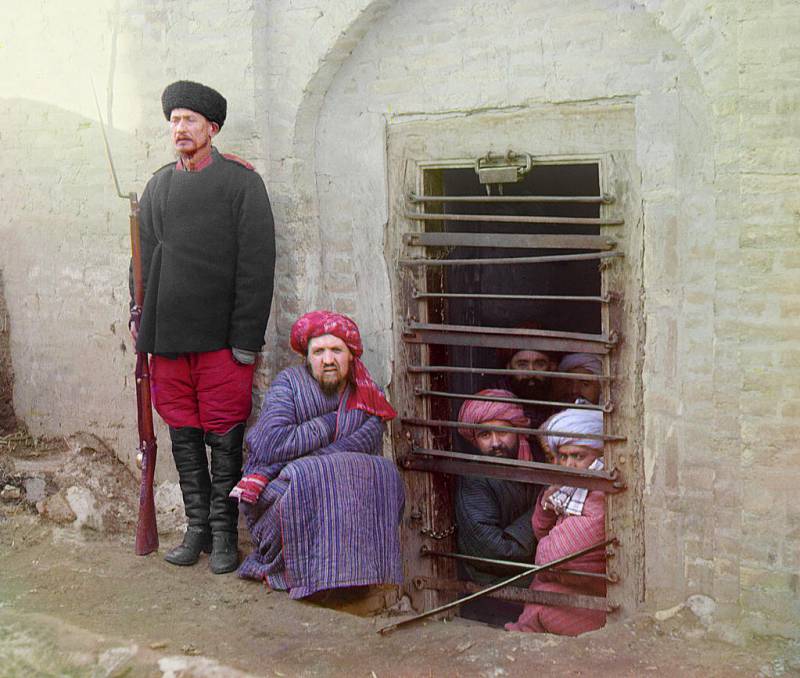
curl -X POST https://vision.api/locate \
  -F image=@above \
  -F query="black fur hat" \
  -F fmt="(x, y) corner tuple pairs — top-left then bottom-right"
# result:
(161, 80), (227, 128)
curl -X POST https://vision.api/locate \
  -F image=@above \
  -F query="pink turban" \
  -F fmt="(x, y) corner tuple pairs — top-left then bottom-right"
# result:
(290, 310), (397, 421)
(457, 389), (533, 461)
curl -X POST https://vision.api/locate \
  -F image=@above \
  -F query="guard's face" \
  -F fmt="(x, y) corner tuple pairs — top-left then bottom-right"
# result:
(556, 444), (601, 470)
(307, 334), (353, 395)
(566, 367), (601, 404)
(473, 420), (520, 458)
(169, 108), (218, 157)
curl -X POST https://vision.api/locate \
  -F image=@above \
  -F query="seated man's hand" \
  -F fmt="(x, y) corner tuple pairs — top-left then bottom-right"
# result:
(229, 473), (269, 504)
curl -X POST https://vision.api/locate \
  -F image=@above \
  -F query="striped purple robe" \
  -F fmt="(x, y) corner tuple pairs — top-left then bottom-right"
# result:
(238, 366), (404, 598)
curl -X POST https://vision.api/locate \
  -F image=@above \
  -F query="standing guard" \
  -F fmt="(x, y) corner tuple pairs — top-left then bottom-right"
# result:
(129, 80), (275, 573)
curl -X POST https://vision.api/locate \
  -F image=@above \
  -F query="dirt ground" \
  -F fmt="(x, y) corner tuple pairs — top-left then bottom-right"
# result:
(1, 434), (799, 677)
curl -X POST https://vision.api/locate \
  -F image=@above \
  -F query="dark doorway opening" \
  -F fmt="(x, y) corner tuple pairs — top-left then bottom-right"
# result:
(418, 162), (604, 627)
(423, 163), (602, 447)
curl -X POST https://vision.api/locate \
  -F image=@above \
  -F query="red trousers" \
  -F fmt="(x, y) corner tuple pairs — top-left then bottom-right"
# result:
(150, 349), (256, 434)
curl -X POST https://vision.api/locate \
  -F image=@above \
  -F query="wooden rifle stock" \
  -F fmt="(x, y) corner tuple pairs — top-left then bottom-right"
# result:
(90, 81), (158, 554)
(129, 193), (159, 555)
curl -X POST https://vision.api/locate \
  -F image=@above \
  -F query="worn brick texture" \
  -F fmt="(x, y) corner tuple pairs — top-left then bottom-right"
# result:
(2, 0), (798, 637)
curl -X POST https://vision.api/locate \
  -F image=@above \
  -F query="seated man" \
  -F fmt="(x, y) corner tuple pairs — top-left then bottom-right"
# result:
(231, 311), (404, 599)
(506, 408), (606, 636)
(454, 390), (543, 625)
(555, 353), (603, 405)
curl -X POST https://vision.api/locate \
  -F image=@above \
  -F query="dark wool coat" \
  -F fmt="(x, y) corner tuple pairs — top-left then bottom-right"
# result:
(455, 475), (539, 585)
(132, 149), (275, 355)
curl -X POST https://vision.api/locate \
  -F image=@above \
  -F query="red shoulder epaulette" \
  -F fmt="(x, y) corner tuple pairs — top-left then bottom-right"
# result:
(222, 153), (255, 170)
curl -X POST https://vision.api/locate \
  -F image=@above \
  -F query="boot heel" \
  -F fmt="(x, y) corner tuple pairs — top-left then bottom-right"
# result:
(164, 527), (212, 566)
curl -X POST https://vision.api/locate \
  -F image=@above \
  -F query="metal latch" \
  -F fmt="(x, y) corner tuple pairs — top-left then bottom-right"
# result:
(474, 150), (532, 189)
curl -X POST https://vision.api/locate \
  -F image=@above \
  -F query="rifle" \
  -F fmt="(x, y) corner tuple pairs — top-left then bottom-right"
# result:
(92, 83), (159, 555)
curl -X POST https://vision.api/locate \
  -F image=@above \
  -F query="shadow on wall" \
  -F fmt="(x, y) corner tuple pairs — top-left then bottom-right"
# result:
(0, 270), (16, 435)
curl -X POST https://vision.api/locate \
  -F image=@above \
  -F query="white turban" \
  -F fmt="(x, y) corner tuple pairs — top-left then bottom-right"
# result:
(558, 353), (602, 376)
(540, 408), (604, 456)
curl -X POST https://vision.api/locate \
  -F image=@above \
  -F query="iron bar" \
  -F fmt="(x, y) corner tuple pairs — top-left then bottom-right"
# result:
(404, 329), (609, 356)
(408, 193), (614, 205)
(404, 211), (623, 226)
(412, 291), (610, 303)
(414, 577), (614, 612)
(407, 322), (612, 345)
(400, 251), (622, 267)
(377, 537), (616, 634)
(414, 388), (609, 413)
(402, 417), (624, 442)
(403, 322), (615, 355)
(419, 546), (613, 581)
(403, 232), (615, 250)
(408, 364), (613, 381)
(400, 454), (623, 493)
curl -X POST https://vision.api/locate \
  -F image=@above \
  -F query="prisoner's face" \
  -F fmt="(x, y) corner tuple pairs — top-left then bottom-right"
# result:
(565, 367), (601, 404)
(556, 444), (601, 470)
(307, 334), (353, 396)
(473, 420), (520, 458)
(507, 350), (555, 398)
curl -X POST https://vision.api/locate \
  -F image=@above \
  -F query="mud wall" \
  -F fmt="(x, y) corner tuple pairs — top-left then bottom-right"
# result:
(0, 272), (16, 435)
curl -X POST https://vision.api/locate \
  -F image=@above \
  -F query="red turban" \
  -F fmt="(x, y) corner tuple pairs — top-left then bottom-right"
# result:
(290, 310), (397, 421)
(457, 389), (533, 461)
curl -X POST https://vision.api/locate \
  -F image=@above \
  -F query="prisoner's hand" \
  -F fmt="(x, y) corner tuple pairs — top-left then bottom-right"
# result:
(540, 485), (561, 511)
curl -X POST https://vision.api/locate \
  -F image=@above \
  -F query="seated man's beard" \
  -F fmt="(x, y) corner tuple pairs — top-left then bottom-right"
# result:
(318, 368), (346, 396)
(510, 376), (550, 401)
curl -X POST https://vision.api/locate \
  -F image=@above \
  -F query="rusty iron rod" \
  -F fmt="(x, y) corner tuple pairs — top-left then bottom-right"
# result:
(408, 193), (613, 204)
(377, 538), (616, 635)
(404, 330), (610, 355)
(404, 211), (623, 226)
(403, 232), (615, 250)
(413, 291), (610, 303)
(407, 322), (612, 345)
(415, 577), (614, 611)
(408, 364), (612, 381)
(400, 251), (622, 267)
(401, 454), (623, 493)
(401, 417), (624, 442)
(419, 546), (611, 581)
(414, 388), (608, 413)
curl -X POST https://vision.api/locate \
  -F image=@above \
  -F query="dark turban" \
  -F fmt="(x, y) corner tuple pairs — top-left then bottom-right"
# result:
(290, 310), (396, 421)
(161, 80), (227, 128)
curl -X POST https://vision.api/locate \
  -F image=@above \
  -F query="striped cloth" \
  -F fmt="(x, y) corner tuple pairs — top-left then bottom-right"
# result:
(505, 490), (606, 635)
(238, 366), (404, 597)
(455, 475), (537, 585)
(548, 458), (605, 516)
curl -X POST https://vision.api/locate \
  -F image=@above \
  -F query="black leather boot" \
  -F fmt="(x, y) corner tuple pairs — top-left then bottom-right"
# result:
(164, 426), (212, 566)
(206, 424), (244, 574)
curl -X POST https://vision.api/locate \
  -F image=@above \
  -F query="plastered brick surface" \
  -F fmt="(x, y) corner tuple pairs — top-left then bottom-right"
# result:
(2, 0), (799, 637)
